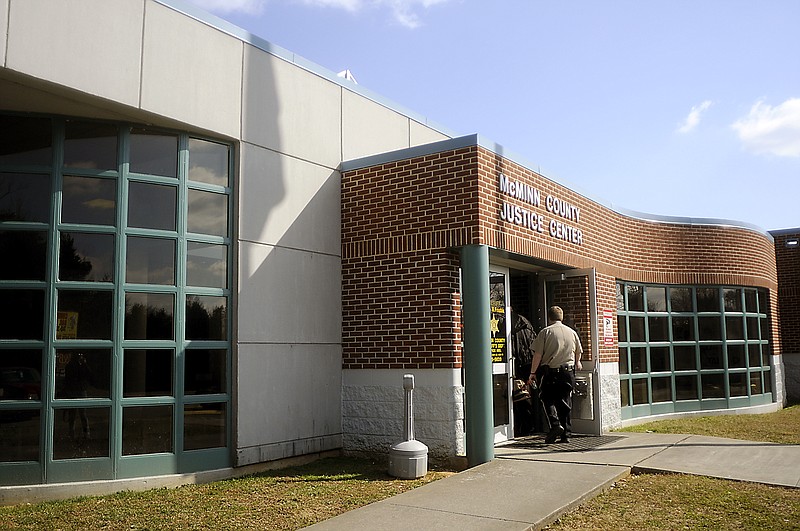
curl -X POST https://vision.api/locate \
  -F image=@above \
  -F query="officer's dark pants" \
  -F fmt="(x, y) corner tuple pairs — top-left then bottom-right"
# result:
(540, 367), (575, 435)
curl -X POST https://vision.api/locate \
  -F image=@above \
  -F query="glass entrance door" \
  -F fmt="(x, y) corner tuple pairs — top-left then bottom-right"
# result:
(541, 268), (601, 435)
(489, 268), (513, 443)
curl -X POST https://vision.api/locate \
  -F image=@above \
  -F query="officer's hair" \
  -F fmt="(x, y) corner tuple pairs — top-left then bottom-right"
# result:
(548, 306), (564, 321)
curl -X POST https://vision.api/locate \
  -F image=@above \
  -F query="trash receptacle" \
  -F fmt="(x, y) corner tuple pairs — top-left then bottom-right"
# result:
(573, 373), (593, 420)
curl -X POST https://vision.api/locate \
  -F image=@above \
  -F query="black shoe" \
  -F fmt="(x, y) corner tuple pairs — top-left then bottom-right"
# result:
(560, 435), (570, 443)
(545, 425), (564, 444)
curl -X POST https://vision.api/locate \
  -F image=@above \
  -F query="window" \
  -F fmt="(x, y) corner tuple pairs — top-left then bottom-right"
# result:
(617, 282), (772, 417)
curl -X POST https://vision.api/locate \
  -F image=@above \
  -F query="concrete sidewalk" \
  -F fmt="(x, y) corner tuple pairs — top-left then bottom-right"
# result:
(306, 433), (800, 530)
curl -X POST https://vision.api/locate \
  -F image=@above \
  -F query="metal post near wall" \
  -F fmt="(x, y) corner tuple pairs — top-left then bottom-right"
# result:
(460, 244), (494, 466)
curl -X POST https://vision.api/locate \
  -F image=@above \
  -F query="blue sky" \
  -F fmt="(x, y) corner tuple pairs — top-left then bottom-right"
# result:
(184, 0), (799, 231)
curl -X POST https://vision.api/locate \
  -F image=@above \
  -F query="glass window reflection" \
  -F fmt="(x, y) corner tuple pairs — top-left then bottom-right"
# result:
(186, 295), (227, 341)
(0, 173), (50, 222)
(62, 175), (116, 225)
(626, 285), (644, 312)
(646, 286), (666, 312)
(53, 407), (109, 459)
(122, 405), (174, 455)
(187, 189), (228, 237)
(124, 292), (174, 341)
(185, 349), (226, 395)
(701, 373), (725, 399)
(669, 287), (693, 312)
(184, 403), (226, 450)
(673, 345), (696, 371)
(675, 375), (698, 400)
(59, 232), (114, 282)
(128, 181), (177, 230)
(0, 115), (52, 166)
(0, 411), (40, 462)
(54, 349), (111, 399)
(189, 138), (229, 186)
(187, 242), (227, 288)
(0, 230), (47, 280)
(64, 121), (117, 171)
(129, 129), (177, 178)
(126, 237), (175, 285)
(56, 290), (113, 340)
(123, 349), (174, 397)
(723, 288), (742, 312)
(0, 289), (44, 340)
(0, 350), (42, 402)
(696, 288), (720, 312)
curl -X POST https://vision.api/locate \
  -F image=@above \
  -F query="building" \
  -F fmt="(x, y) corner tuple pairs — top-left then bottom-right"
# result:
(0, 0), (791, 496)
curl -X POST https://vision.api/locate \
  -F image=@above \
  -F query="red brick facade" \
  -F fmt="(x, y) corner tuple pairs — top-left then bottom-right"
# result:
(773, 230), (800, 354)
(342, 142), (780, 370)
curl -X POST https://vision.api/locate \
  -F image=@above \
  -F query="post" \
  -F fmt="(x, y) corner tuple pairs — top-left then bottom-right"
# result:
(460, 244), (494, 466)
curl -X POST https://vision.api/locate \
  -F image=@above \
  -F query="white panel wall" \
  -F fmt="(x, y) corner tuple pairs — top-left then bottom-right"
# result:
(239, 141), (340, 255)
(237, 343), (342, 463)
(141, 2), (243, 138)
(342, 90), (411, 161)
(5, 0), (144, 107)
(410, 120), (450, 147)
(238, 240), (341, 345)
(242, 46), (342, 168)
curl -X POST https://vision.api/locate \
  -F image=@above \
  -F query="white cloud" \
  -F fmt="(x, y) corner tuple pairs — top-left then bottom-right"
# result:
(188, 0), (267, 15)
(677, 100), (713, 134)
(731, 98), (800, 157)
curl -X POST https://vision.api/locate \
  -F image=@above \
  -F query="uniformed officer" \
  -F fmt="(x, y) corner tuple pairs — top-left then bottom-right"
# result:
(527, 305), (583, 443)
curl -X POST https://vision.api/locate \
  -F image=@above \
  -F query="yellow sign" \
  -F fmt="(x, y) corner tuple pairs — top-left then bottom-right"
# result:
(56, 311), (79, 339)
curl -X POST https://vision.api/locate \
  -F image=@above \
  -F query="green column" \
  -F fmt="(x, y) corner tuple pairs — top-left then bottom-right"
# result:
(460, 244), (494, 466)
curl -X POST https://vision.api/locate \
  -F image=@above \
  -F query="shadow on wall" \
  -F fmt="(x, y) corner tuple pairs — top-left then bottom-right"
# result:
(235, 49), (343, 463)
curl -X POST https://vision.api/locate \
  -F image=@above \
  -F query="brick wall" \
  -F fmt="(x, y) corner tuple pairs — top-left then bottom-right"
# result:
(342, 143), (780, 370)
(773, 231), (800, 354)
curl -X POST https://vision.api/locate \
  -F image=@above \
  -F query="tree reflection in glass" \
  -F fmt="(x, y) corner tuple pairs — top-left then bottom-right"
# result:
(186, 295), (227, 341)
(59, 232), (114, 282)
(124, 293), (174, 340)
(0, 230), (47, 280)
(62, 175), (116, 226)
(0, 173), (50, 222)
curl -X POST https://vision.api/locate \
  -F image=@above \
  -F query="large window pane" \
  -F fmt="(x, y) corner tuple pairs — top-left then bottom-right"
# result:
(53, 407), (109, 459)
(744, 290), (758, 313)
(651, 376), (672, 403)
(0, 289), (45, 340)
(0, 230), (47, 280)
(59, 232), (114, 282)
(669, 287), (693, 312)
(187, 242), (228, 288)
(186, 295), (227, 341)
(725, 316), (744, 340)
(631, 379), (648, 405)
(729, 372), (748, 397)
(746, 317), (759, 340)
(748, 344), (762, 368)
(628, 316), (645, 342)
(757, 289), (769, 314)
(749, 371), (763, 395)
(0, 115), (52, 166)
(617, 316), (627, 343)
(648, 316), (669, 342)
(0, 411), (40, 462)
(185, 349), (226, 395)
(674, 346), (697, 371)
(0, 350), (42, 401)
(184, 403), (226, 450)
(188, 138), (229, 186)
(618, 348), (628, 374)
(700, 344), (723, 370)
(54, 349), (111, 399)
(630, 347), (646, 373)
(727, 344), (746, 369)
(764, 370), (772, 393)
(129, 129), (177, 178)
(701, 373), (725, 399)
(675, 375), (698, 400)
(124, 292), (174, 340)
(0, 172), (50, 222)
(723, 288), (742, 312)
(122, 405), (174, 456)
(620, 379), (630, 406)
(626, 285), (644, 312)
(56, 290), (113, 340)
(650, 347), (670, 372)
(64, 121), (117, 171)
(187, 189), (228, 237)
(123, 349), (174, 397)
(646, 286), (666, 312)
(126, 236), (175, 285)
(671, 316), (695, 341)
(128, 181), (176, 230)
(698, 316), (721, 340)
(62, 175), (116, 226)
(696, 288), (720, 312)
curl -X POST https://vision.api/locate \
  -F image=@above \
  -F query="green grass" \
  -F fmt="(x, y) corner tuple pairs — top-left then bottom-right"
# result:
(0, 457), (454, 530)
(2, 405), (799, 530)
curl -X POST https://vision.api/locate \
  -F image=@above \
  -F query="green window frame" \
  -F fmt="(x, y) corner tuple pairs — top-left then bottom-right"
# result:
(0, 114), (233, 485)
(616, 282), (772, 420)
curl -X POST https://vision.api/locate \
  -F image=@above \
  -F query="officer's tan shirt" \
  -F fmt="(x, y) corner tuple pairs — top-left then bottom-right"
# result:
(532, 321), (582, 368)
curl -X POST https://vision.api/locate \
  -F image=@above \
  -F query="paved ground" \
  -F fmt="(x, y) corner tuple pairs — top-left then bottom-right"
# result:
(306, 432), (800, 530)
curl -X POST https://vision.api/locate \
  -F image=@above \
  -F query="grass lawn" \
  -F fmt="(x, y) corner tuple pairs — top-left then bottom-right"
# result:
(2, 405), (798, 530)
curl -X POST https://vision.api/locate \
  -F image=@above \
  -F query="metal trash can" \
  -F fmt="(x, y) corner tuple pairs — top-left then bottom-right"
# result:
(573, 373), (593, 420)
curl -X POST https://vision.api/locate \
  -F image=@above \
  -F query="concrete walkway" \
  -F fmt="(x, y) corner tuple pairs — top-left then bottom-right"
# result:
(306, 432), (800, 530)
